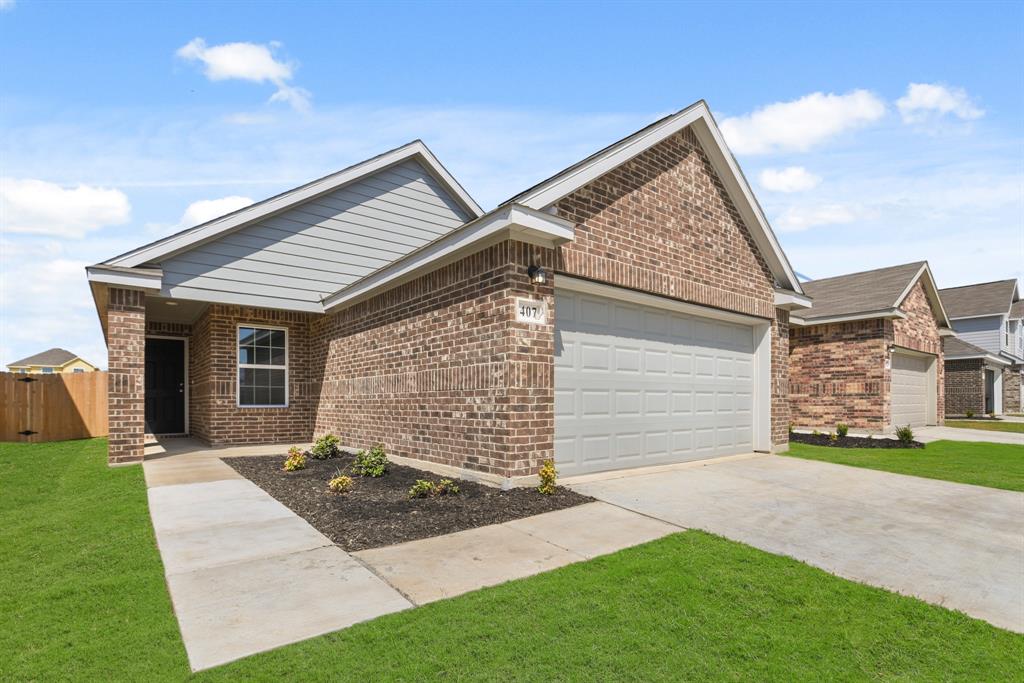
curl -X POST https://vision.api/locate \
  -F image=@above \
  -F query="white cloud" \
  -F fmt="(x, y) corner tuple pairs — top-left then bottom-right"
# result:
(774, 203), (860, 232)
(0, 178), (130, 238)
(223, 112), (276, 126)
(179, 195), (254, 227)
(758, 166), (822, 193)
(176, 38), (311, 112)
(720, 90), (886, 154)
(0, 0), (15, 12)
(896, 83), (984, 124)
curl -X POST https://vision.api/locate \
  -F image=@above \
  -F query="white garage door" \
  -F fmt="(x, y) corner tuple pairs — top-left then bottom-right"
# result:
(890, 351), (933, 428)
(554, 289), (757, 476)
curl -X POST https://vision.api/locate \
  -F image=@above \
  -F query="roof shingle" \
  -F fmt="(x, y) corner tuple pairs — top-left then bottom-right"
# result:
(8, 348), (81, 368)
(938, 279), (1018, 319)
(797, 262), (926, 320)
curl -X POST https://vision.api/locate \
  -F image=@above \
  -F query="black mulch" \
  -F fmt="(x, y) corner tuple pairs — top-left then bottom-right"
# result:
(226, 453), (594, 552)
(791, 432), (924, 449)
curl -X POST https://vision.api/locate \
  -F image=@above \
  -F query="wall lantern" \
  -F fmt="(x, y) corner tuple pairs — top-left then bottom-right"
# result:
(527, 265), (547, 285)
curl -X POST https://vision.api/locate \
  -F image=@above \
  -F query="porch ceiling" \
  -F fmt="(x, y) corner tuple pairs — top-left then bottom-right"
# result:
(145, 295), (208, 325)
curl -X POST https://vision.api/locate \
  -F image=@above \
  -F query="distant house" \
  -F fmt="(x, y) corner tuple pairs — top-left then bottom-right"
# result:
(6, 348), (100, 374)
(938, 279), (1023, 415)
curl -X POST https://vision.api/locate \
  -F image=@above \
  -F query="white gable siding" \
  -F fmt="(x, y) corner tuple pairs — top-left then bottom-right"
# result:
(951, 315), (1004, 355)
(160, 159), (471, 311)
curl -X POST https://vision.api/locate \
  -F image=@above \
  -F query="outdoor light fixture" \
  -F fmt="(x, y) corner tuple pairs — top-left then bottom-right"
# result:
(527, 265), (547, 285)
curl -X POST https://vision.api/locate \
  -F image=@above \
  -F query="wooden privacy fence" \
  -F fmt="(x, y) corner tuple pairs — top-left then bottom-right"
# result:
(0, 371), (108, 442)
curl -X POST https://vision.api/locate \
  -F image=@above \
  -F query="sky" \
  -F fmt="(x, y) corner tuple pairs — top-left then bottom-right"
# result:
(1, 0), (1022, 369)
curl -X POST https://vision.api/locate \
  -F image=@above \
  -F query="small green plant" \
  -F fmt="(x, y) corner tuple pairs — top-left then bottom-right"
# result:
(987, 411), (996, 419)
(835, 423), (849, 438)
(828, 432), (838, 442)
(327, 473), (354, 494)
(537, 459), (557, 495)
(283, 446), (306, 472)
(788, 422), (795, 435)
(353, 444), (389, 477)
(407, 478), (461, 499)
(965, 409), (975, 419)
(812, 429), (822, 437)
(895, 424), (914, 445)
(310, 433), (341, 459)
(408, 480), (434, 499)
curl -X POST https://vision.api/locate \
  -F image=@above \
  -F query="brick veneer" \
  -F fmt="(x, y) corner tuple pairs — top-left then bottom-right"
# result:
(311, 240), (555, 479)
(789, 279), (945, 430)
(945, 358), (985, 416)
(1003, 365), (1022, 413)
(107, 287), (146, 464)
(553, 126), (789, 446)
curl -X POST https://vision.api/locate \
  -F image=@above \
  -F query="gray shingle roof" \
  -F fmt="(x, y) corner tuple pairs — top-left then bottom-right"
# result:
(943, 336), (992, 358)
(797, 262), (926, 320)
(938, 279), (1017, 319)
(8, 348), (80, 367)
(1010, 299), (1023, 320)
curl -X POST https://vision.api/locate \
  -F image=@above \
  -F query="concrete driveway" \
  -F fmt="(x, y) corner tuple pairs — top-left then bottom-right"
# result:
(915, 425), (1023, 445)
(570, 455), (1024, 633)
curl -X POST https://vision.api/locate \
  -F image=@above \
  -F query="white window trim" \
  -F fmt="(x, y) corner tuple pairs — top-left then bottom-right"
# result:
(236, 323), (289, 408)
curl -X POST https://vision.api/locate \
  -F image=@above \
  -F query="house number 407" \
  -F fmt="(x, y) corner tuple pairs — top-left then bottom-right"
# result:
(516, 298), (547, 324)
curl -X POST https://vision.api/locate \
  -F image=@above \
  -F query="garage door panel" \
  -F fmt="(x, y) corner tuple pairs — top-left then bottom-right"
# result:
(891, 351), (934, 428)
(555, 290), (758, 475)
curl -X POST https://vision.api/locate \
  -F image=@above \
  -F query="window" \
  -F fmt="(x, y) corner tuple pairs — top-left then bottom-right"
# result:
(73, 368), (85, 373)
(237, 326), (287, 407)
(42, 367), (54, 373)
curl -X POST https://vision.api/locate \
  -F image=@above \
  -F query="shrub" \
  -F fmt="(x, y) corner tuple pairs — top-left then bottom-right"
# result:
(895, 424), (914, 444)
(811, 429), (821, 437)
(788, 422), (795, 435)
(836, 423), (849, 438)
(328, 474), (354, 494)
(537, 459), (557, 495)
(408, 480), (435, 499)
(987, 412), (996, 419)
(965, 409), (975, 419)
(353, 444), (389, 477)
(407, 478), (461, 499)
(310, 434), (341, 459)
(828, 432), (838, 442)
(283, 447), (307, 472)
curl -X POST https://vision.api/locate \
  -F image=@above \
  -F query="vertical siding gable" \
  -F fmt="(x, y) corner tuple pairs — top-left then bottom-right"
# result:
(161, 159), (472, 310)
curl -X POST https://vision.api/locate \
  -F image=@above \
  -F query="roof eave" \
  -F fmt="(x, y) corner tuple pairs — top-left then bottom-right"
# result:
(790, 307), (906, 326)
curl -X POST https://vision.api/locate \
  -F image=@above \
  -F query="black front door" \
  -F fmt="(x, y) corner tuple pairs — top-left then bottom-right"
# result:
(145, 338), (185, 434)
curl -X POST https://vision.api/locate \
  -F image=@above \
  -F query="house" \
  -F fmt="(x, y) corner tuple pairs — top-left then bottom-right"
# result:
(6, 348), (100, 374)
(86, 100), (810, 483)
(938, 279), (1023, 415)
(788, 262), (951, 431)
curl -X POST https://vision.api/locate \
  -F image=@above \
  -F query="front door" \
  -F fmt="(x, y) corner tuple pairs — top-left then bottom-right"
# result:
(145, 338), (185, 434)
(984, 369), (995, 414)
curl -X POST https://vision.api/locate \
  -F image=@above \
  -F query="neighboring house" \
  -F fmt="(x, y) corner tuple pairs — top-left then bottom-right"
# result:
(938, 279), (1023, 415)
(86, 100), (810, 482)
(6, 348), (100, 374)
(788, 262), (951, 431)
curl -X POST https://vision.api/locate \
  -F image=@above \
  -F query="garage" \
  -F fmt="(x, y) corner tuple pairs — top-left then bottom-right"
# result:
(553, 284), (768, 476)
(890, 350), (936, 428)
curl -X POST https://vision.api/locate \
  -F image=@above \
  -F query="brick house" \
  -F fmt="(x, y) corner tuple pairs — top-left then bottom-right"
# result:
(938, 279), (1023, 415)
(87, 101), (810, 484)
(789, 262), (952, 432)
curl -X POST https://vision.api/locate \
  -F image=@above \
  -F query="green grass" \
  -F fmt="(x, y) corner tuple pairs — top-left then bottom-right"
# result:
(945, 419), (1024, 434)
(786, 439), (1024, 491)
(3, 440), (1021, 681)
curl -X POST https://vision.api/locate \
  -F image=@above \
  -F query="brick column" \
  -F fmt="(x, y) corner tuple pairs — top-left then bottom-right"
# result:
(771, 308), (791, 449)
(107, 287), (146, 465)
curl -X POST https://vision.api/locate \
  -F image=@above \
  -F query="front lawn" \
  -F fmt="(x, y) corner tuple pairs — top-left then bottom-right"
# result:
(2, 439), (1021, 681)
(786, 439), (1024, 491)
(945, 419), (1024, 434)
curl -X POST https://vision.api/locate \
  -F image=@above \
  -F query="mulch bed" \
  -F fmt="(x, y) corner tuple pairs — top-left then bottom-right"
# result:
(791, 432), (924, 449)
(226, 453), (593, 552)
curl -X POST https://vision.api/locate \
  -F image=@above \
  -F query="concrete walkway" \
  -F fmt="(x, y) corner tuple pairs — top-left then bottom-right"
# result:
(571, 454), (1024, 633)
(144, 445), (412, 671)
(916, 425), (1023, 445)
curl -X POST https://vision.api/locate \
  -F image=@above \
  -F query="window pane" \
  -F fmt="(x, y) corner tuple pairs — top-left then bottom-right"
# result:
(255, 328), (271, 345)
(239, 347), (254, 364)
(270, 387), (286, 405)
(269, 369), (286, 388)
(239, 368), (255, 388)
(255, 347), (271, 365)
(253, 386), (271, 405)
(238, 327), (255, 346)
(239, 385), (256, 406)
(270, 330), (285, 348)
(255, 368), (270, 387)
(269, 347), (286, 365)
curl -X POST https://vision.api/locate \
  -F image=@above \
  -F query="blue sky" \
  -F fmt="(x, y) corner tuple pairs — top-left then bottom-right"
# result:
(1, 0), (1022, 368)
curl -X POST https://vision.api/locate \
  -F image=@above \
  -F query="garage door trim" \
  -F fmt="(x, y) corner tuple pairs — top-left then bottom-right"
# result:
(556, 275), (773, 457)
(889, 347), (937, 427)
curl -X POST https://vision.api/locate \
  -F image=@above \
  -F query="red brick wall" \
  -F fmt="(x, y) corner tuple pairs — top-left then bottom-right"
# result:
(945, 358), (985, 416)
(107, 288), (146, 464)
(188, 305), (315, 445)
(553, 127), (787, 445)
(789, 320), (888, 430)
(892, 280), (944, 424)
(1002, 365), (1022, 413)
(772, 309), (791, 445)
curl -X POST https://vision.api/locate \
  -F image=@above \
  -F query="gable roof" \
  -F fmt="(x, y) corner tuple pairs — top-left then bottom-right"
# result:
(504, 100), (803, 294)
(103, 140), (483, 270)
(8, 348), (82, 367)
(793, 261), (950, 326)
(938, 279), (1019, 319)
(943, 336), (1011, 365)
(1011, 299), (1024, 320)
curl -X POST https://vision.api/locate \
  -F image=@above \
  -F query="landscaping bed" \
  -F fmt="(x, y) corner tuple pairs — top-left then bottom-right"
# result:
(790, 432), (923, 449)
(227, 453), (593, 551)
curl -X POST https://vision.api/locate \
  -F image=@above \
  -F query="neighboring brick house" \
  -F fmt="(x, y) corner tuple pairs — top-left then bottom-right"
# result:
(942, 337), (1013, 416)
(938, 279), (1023, 415)
(87, 101), (810, 482)
(789, 262), (952, 432)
